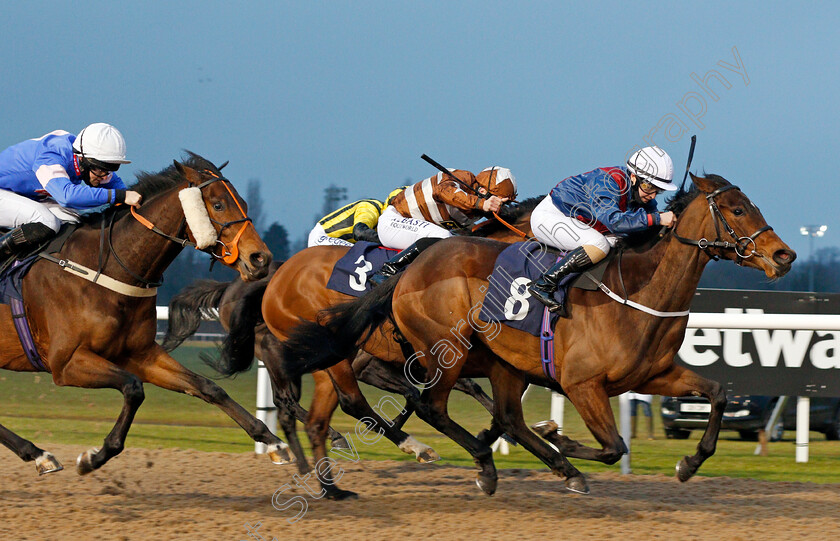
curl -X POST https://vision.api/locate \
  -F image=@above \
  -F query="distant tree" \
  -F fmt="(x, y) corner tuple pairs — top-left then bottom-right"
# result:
(263, 222), (290, 261)
(246, 178), (266, 233)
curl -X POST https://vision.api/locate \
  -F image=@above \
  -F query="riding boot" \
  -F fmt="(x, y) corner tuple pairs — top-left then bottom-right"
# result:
(0, 223), (56, 261)
(369, 237), (442, 286)
(527, 246), (595, 315)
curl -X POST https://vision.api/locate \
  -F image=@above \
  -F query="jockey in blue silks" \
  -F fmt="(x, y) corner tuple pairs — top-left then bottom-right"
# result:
(0, 123), (142, 260)
(527, 146), (678, 314)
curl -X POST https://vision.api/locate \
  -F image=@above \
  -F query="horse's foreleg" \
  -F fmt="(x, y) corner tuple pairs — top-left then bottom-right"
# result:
(134, 347), (293, 465)
(635, 364), (726, 482)
(486, 365), (589, 494)
(556, 380), (628, 465)
(0, 423), (63, 475)
(325, 359), (439, 464)
(51, 350), (145, 474)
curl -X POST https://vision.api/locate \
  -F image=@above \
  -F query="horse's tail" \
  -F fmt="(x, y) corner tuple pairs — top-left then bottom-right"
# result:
(161, 279), (229, 352)
(201, 277), (269, 377)
(283, 275), (400, 379)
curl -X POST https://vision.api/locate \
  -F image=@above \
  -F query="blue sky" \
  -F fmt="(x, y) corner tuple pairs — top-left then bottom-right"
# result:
(2, 1), (837, 257)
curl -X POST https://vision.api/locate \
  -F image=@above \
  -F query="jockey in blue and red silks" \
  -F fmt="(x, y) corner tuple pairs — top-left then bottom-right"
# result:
(528, 146), (678, 314)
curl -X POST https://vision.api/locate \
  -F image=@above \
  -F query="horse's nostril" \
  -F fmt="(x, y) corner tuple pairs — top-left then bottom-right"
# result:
(250, 251), (270, 268)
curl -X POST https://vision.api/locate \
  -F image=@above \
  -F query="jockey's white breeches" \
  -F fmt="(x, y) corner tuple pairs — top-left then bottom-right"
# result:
(307, 223), (354, 247)
(376, 205), (452, 250)
(529, 195), (617, 255)
(0, 190), (80, 232)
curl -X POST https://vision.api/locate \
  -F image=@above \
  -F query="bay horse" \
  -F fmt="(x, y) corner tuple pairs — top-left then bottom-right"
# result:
(0, 153), (294, 476)
(203, 198), (539, 499)
(282, 174), (796, 495)
(162, 263), (499, 475)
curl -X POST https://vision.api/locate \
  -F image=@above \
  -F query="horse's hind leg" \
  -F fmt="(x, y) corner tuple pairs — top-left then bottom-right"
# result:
(51, 350), (145, 474)
(636, 364), (726, 482)
(0, 423), (63, 475)
(133, 346), (294, 465)
(325, 359), (439, 464)
(306, 369), (358, 500)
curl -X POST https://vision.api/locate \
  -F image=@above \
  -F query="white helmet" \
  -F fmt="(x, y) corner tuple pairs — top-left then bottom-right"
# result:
(72, 123), (131, 164)
(626, 146), (675, 191)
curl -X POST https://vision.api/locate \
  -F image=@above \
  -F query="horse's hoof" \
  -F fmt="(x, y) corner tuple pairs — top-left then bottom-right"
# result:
(35, 452), (64, 476)
(475, 472), (498, 496)
(75, 448), (99, 476)
(330, 435), (351, 451)
(417, 448), (441, 464)
(531, 420), (559, 437)
(399, 436), (438, 463)
(325, 488), (359, 501)
(267, 443), (295, 465)
(676, 456), (694, 482)
(565, 475), (590, 495)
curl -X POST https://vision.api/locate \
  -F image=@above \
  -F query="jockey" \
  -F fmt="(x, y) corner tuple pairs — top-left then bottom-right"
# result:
(528, 146), (678, 314)
(307, 186), (408, 247)
(370, 166), (516, 284)
(0, 123), (142, 260)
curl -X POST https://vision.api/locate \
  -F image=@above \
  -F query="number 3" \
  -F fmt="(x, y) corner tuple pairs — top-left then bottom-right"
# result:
(349, 255), (373, 292)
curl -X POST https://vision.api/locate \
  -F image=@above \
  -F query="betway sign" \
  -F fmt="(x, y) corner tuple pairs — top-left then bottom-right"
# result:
(675, 289), (840, 397)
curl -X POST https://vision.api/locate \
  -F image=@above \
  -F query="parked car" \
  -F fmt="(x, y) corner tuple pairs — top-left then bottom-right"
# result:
(660, 395), (840, 441)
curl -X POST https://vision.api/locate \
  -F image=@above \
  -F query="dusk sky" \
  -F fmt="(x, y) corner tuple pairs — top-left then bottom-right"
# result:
(3, 1), (837, 257)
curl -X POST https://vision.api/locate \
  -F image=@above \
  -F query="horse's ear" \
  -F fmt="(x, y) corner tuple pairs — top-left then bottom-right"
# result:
(218, 160), (229, 170)
(174, 160), (201, 185)
(690, 172), (715, 193)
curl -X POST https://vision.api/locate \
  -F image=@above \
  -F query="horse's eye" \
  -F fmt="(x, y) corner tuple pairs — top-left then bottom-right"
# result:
(733, 208), (744, 216)
(213, 202), (224, 211)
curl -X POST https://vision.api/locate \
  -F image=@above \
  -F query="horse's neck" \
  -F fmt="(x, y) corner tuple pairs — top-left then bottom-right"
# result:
(104, 194), (187, 285)
(612, 211), (712, 314)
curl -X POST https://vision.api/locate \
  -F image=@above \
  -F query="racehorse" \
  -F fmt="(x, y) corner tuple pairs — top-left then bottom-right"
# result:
(281, 174), (796, 495)
(0, 153), (294, 476)
(162, 264), (498, 481)
(203, 197), (540, 499)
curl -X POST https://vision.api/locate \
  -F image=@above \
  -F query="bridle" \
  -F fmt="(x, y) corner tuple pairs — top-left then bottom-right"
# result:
(672, 185), (773, 262)
(108, 168), (254, 287)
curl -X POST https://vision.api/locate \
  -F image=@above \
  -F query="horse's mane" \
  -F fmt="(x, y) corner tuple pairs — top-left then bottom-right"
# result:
(622, 172), (730, 251)
(79, 151), (221, 227)
(464, 195), (543, 237)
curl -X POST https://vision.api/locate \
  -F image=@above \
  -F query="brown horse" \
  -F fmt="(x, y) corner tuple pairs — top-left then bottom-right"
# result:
(205, 198), (539, 499)
(282, 174), (796, 495)
(162, 264), (497, 484)
(0, 153), (294, 476)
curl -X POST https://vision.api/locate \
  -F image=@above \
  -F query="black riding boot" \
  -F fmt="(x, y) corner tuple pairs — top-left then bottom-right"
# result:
(0, 223), (56, 261)
(369, 237), (442, 286)
(528, 246), (595, 315)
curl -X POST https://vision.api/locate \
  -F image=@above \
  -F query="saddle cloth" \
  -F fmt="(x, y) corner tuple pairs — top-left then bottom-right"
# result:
(326, 241), (395, 297)
(478, 241), (608, 336)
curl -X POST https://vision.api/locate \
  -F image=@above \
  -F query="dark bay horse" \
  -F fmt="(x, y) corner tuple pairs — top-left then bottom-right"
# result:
(0, 153), (294, 476)
(204, 199), (538, 499)
(282, 174), (795, 495)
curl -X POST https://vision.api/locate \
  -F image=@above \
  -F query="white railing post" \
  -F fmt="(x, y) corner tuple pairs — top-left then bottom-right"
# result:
(254, 360), (277, 454)
(619, 393), (632, 474)
(796, 396), (810, 463)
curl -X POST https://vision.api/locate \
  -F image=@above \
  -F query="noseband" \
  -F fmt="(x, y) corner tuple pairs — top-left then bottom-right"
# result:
(115, 168), (255, 286)
(672, 185), (773, 261)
